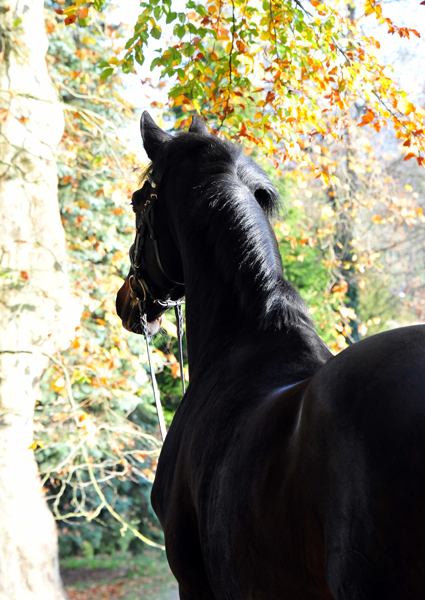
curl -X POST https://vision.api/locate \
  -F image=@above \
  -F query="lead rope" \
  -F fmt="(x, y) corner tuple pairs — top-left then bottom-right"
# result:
(175, 303), (186, 395)
(138, 299), (185, 441)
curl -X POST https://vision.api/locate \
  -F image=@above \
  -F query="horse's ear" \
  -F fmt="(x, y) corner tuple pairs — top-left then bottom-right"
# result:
(189, 115), (209, 135)
(140, 111), (171, 160)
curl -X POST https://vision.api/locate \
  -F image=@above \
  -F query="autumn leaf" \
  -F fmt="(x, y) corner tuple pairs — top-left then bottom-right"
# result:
(65, 14), (77, 25)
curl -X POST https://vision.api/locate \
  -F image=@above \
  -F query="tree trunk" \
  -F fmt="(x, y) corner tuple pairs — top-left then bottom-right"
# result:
(0, 1), (78, 598)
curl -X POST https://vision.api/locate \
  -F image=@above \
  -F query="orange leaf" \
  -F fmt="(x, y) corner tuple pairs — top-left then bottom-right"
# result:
(404, 153), (415, 161)
(236, 40), (247, 53)
(404, 102), (415, 116)
(65, 14), (77, 25)
(78, 7), (89, 19)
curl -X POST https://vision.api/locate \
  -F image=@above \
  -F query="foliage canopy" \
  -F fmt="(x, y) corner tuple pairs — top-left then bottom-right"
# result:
(57, 0), (425, 175)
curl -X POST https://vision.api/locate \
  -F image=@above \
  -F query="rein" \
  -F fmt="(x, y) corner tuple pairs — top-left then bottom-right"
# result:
(129, 172), (186, 442)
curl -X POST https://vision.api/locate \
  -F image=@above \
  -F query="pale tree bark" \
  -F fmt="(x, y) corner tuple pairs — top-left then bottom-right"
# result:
(0, 1), (79, 598)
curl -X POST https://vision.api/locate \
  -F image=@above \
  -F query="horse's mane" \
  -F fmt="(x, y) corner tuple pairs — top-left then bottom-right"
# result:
(152, 133), (312, 331)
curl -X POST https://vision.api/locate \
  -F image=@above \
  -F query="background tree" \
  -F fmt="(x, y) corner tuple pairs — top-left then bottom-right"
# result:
(34, 6), (180, 557)
(0, 0), (78, 597)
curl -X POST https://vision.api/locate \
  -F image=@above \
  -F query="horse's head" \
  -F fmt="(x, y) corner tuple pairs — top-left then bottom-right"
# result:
(116, 112), (208, 335)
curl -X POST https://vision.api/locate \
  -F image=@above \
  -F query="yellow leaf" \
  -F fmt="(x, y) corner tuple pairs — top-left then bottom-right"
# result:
(29, 440), (45, 450)
(365, 1), (375, 16)
(321, 205), (335, 220)
(173, 94), (188, 107)
(63, 5), (78, 15)
(162, 316), (177, 338)
(250, 44), (263, 55)
(225, 42), (233, 54)
(236, 54), (254, 67)
(405, 102), (415, 116)
(339, 306), (357, 320)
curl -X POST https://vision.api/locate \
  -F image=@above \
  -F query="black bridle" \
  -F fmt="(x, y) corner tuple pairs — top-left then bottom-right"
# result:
(128, 171), (185, 441)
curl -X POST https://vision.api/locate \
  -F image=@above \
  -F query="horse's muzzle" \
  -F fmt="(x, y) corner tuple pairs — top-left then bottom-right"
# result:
(116, 274), (163, 336)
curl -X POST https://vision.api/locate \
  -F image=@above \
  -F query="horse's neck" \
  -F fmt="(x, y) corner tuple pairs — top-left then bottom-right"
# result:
(171, 178), (331, 378)
(183, 291), (330, 386)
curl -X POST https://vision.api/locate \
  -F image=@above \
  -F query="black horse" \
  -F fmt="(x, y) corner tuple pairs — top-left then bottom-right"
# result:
(117, 112), (425, 600)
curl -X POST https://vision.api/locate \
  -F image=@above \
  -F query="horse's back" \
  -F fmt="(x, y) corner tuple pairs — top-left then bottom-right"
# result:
(304, 324), (425, 599)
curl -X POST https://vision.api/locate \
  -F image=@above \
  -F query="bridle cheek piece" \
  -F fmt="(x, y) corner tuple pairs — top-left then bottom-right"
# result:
(128, 172), (186, 441)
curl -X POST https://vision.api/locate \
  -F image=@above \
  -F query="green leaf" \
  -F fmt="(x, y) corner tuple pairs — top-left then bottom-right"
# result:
(150, 57), (162, 71)
(78, 16), (91, 27)
(100, 67), (114, 80)
(151, 27), (161, 40)
(183, 42), (195, 57)
(174, 24), (186, 39)
(166, 11), (177, 24)
(135, 52), (146, 66)
(125, 34), (139, 49)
